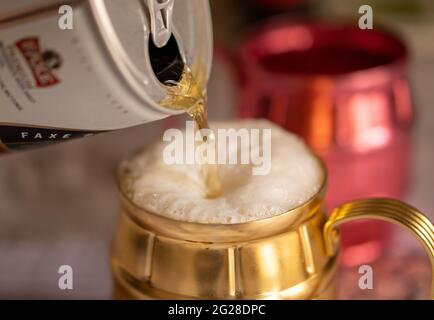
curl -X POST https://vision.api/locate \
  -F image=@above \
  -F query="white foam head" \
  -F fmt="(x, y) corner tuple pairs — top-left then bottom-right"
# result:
(120, 119), (323, 224)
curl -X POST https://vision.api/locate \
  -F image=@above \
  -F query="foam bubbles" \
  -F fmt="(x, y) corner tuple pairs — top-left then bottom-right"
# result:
(120, 119), (323, 224)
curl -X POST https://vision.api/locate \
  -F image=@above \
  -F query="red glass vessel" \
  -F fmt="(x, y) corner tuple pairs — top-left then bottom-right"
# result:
(239, 21), (413, 266)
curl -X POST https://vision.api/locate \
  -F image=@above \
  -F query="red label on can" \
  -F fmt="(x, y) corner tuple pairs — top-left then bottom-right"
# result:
(15, 37), (60, 87)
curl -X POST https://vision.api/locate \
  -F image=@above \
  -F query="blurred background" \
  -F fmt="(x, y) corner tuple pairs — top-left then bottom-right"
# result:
(0, 0), (433, 299)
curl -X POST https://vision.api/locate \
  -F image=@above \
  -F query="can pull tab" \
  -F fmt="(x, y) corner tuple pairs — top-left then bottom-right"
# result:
(146, 0), (174, 48)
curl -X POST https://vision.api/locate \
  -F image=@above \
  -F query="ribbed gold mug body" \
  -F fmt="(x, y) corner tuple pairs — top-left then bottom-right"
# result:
(111, 150), (434, 300)
(111, 169), (339, 299)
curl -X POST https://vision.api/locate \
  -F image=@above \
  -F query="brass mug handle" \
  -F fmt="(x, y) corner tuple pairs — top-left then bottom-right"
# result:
(323, 198), (434, 299)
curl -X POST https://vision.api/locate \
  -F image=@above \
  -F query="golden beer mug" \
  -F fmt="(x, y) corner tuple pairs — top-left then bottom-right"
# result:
(111, 159), (434, 300)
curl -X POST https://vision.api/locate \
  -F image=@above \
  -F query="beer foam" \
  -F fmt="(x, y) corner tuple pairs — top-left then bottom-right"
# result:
(120, 119), (323, 224)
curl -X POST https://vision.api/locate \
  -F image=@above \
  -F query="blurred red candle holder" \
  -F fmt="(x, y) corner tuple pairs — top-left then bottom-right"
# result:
(238, 20), (413, 267)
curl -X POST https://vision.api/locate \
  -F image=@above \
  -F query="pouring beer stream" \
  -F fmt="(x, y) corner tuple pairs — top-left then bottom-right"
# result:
(160, 66), (223, 199)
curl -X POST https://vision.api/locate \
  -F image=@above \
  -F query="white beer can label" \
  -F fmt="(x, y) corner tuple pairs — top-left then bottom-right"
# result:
(0, 6), (155, 151)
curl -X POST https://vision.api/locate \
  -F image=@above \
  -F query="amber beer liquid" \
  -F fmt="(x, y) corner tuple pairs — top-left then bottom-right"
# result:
(160, 66), (222, 198)
(0, 0), (213, 151)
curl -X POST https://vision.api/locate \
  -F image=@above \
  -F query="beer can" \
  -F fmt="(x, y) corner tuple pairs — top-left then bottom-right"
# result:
(0, 0), (213, 151)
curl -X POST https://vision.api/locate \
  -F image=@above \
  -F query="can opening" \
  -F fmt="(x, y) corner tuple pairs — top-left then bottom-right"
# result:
(149, 34), (185, 86)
